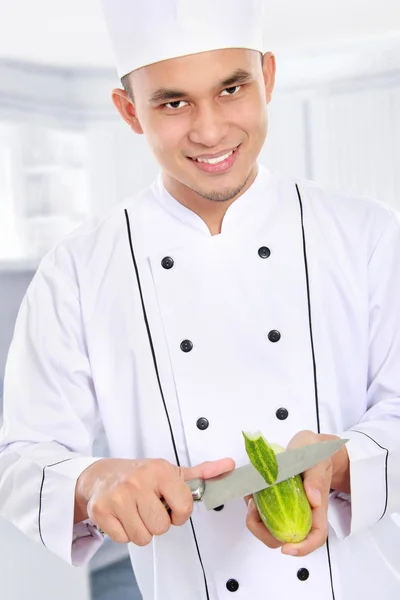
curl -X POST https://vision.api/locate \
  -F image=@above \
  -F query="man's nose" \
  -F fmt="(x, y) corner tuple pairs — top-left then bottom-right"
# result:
(188, 104), (229, 147)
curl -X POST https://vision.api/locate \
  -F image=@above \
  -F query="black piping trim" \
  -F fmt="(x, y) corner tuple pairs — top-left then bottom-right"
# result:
(39, 457), (74, 546)
(350, 429), (389, 520)
(124, 210), (210, 600)
(325, 538), (336, 597)
(296, 184), (335, 600)
(296, 184), (321, 433)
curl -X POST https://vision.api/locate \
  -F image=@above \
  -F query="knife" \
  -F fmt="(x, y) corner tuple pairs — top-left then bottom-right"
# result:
(182, 438), (348, 511)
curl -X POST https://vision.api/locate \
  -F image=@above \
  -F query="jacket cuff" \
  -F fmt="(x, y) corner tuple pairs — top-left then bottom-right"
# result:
(40, 456), (105, 565)
(328, 430), (388, 539)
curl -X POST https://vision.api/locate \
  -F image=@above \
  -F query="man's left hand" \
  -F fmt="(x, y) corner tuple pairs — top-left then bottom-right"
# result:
(245, 430), (349, 557)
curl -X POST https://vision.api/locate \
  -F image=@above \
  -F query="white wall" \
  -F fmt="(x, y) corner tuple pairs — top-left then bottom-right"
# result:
(0, 273), (31, 371)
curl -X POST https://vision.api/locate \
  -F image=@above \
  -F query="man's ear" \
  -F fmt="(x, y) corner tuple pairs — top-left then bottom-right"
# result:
(111, 89), (144, 134)
(262, 52), (276, 104)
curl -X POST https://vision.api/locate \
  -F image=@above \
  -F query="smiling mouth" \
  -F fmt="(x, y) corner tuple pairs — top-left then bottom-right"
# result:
(189, 146), (240, 165)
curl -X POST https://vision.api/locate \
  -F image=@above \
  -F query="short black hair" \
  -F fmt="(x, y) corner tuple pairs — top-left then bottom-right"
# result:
(121, 72), (134, 100)
(121, 52), (264, 104)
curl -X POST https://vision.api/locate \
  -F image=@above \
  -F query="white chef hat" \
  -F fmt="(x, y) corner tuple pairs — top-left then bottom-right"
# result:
(99, 0), (266, 79)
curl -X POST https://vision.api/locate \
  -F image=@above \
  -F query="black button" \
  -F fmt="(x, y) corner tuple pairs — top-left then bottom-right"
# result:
(226, 579), (239, 592)
(213, 505), (224, 511)
(268, 330), (281, 343)
(297, 568), (310, 581)
(161, 256), (174, 270)
(276, 407), (289, 421)
(258, 246), (271, 259)
(196, 417), (209, 430)
(180, 340), (193, 353)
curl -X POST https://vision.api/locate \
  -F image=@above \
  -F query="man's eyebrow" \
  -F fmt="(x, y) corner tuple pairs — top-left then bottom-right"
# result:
(220, 68), (253, 88)
(148, 69), (253, 104)
(148, 88), (187, 104)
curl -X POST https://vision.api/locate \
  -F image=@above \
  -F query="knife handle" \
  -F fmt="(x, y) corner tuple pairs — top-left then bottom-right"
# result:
(162, 478), (205, 513)
(186, 477), (206, 501)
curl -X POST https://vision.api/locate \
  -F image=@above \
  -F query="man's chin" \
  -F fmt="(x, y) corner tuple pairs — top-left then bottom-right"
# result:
(191, 174), (252, 204)
(195, 188), (244, 203)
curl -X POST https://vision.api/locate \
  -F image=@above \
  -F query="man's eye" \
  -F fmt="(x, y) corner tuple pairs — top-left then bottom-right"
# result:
(164, 100), (188, 110)
(221, 85), (242, 96)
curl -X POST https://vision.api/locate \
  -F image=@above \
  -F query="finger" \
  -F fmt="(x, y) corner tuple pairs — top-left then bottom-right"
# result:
(88, 499), (131, 543)
(244, 494), (252, 506)
(281, 465), (330, 558)
(91, 511), (130, 544)
(117, 500), (153, 546)
(303, 480), (323, 508)
(281, 502), (329, 557)
(246, 498), (283, 550)
(302, 462), (332, 507)
(158, 479), (194, 527)
(136, 494), (172, 536)
(181, 458), (235, 482)
(286, 430), (318, 451)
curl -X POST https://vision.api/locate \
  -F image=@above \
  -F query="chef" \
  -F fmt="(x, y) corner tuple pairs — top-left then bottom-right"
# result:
(1, 0), (400, 598)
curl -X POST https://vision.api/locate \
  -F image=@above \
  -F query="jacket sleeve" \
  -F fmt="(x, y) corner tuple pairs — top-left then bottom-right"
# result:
(0, 251), (105, 566)
(329, 209), (400, 538)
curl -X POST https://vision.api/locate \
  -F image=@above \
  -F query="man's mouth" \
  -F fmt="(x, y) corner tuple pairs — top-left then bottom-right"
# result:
(187, 145), (241, 174)
(189, 145), (240, 165)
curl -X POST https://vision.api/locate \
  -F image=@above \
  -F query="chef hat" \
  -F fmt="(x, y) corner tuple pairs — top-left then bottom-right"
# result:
(100, 0), (266, 79)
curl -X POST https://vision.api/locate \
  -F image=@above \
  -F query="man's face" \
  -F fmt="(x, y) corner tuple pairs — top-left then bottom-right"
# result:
(114, 48), (275, 204)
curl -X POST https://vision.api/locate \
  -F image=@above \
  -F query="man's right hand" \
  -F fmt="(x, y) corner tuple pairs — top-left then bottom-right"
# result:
(75, 456), (235, 546)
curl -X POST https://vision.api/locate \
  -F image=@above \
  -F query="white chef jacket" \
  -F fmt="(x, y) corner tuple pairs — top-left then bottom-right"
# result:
(0, 165), (399, 600)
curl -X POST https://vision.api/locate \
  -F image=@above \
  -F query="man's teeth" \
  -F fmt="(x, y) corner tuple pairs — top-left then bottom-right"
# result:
(195, 149), (234, 164)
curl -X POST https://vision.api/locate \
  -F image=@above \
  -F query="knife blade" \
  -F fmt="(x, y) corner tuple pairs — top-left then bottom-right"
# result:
(186, 438), (348, 510)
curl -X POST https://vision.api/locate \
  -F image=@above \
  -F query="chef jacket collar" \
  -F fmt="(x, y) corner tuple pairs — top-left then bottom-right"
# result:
(154, 164), (272, 236)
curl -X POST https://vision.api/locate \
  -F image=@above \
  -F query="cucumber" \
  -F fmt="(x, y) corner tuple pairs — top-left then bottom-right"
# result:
(243, 431), (312, 544)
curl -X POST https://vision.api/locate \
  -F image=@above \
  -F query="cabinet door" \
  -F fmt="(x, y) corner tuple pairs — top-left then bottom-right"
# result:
(0, 123), (23, 259)
(259, 95), (309, 180)
(308, 86), (400, 210)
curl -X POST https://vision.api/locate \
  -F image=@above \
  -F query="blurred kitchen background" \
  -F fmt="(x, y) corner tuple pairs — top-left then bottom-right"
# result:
(0, 0), (399, 599)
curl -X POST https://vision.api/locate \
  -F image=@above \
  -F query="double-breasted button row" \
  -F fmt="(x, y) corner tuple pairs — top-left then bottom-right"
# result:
(224, 569), (309, 593)
(226, 569), (309, 592)
(181, 333), (281, 352)
(162, 246), (271, 270)
(195, 408), (287, 436)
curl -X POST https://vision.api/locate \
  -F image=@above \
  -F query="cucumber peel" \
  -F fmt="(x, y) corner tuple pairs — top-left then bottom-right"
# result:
(242, 430), (278, 485)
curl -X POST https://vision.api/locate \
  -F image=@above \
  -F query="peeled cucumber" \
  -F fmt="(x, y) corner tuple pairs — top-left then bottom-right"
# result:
(243, 431), (312, 543)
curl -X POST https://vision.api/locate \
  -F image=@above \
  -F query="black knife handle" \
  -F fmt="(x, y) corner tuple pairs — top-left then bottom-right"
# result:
(162, 478), (205, 513)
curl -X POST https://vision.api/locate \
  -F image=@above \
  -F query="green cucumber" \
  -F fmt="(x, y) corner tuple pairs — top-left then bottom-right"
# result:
(243, 431), (312, 544)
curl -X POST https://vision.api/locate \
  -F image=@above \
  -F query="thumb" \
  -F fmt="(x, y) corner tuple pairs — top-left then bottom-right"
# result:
(181, 458), (235, 482)
(302, 463), (331, 508)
